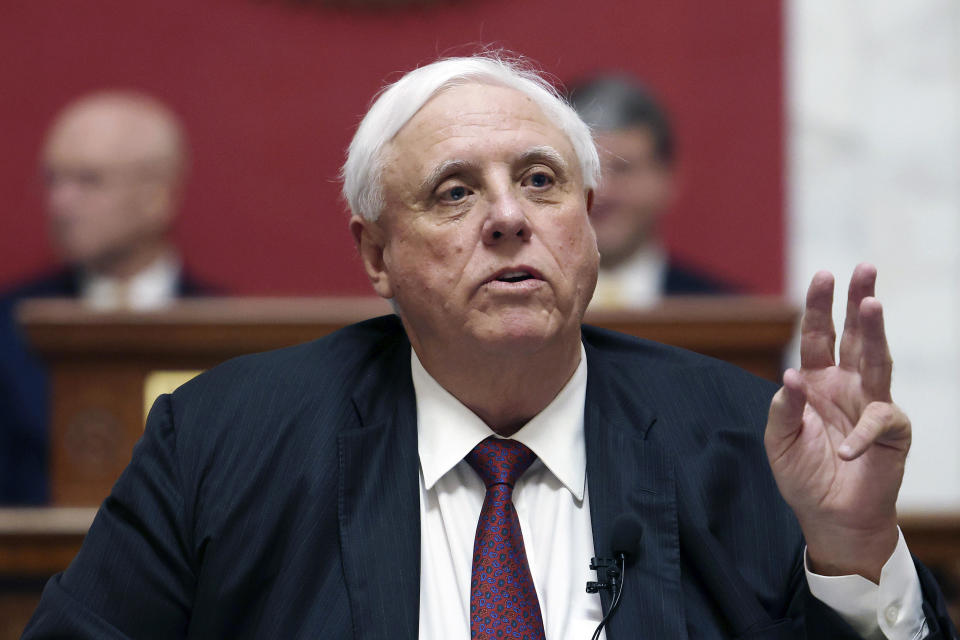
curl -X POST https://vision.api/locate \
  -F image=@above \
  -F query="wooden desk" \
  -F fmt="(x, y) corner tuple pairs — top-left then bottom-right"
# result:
(585, 296), (796, 382)
(20, 297), (393, 506)
(0, 508), (95, 638)
(17, 296), (797, 506)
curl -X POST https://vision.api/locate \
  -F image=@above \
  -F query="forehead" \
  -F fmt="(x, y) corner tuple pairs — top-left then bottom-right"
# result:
(594, 126), (655, 148)
(384, 82), (579, 179)
(44, 103), (169, 168)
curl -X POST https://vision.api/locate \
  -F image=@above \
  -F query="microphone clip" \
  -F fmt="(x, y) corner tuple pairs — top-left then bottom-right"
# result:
(586, 556), (621, 594)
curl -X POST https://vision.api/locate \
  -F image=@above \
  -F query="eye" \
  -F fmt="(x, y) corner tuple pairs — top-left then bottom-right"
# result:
(74, 169), (105, 188)
(523, 170), (555, 189)
(438, 183), (473, 204)
(42, 168), (105, 189)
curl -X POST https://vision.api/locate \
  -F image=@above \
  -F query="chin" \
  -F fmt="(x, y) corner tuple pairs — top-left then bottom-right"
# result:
(469, 309), (574, 353)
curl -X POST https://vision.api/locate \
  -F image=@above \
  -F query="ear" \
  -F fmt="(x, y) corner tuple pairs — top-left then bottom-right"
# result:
(585, 188), (595, 215)
(349, 214), (394, 299)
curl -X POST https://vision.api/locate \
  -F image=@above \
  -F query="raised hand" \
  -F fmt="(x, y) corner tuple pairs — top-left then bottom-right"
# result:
(765, 264), (911, 582)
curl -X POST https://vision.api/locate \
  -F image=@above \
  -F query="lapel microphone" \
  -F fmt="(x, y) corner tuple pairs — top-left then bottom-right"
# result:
(586, 514), (644, 640)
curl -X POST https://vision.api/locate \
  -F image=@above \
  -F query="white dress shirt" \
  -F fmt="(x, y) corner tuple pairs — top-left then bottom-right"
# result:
(806, 532), (928, 640)
(412, 347), (926, 639)
(80, 252), (181, 311)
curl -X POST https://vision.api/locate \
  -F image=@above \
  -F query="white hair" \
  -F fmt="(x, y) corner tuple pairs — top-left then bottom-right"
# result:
(341, 54), (601, 221)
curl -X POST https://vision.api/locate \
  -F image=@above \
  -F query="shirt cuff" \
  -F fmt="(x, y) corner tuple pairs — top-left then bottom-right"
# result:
(805, 527), (928, 640)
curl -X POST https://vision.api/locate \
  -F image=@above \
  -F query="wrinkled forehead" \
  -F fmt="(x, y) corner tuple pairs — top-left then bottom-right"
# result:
(415, 81), (563, 136)
(385, 82), (579, 176)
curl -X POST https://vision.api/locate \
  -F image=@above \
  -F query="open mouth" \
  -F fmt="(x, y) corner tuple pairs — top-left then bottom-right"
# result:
(496, 271), (535, 283)
(484, 266), (543, 288)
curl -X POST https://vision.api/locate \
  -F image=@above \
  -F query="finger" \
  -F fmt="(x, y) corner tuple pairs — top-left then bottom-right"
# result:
(837, 263), (877, 371)
(765, 369), (808, 457)
(838, 401), (910, 460)
(800, 271), (836, 370)
(859, 297), (893, 402)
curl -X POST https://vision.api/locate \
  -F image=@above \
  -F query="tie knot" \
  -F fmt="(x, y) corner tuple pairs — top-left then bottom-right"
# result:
(466, 436), (537, 488)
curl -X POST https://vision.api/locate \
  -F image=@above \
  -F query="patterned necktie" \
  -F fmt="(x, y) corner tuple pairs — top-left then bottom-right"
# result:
(466, 436), (546, 640)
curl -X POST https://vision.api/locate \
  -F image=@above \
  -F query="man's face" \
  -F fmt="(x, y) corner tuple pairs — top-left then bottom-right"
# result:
(590, 127), (673, 268)
(353, 83), (599, 359)
(41, 105), (175, 270)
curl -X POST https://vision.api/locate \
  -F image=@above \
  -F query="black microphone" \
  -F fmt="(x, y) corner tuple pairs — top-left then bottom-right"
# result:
(587, 515), (643, 640)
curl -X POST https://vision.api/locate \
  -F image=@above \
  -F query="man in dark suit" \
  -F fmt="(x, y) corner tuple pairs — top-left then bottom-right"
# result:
(0, 91), (211, 504)
(569, 74), (730, 308)
(24, 55), (956, 638)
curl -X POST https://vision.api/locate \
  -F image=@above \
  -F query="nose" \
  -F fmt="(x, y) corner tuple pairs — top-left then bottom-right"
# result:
(481, 193), (531, 246)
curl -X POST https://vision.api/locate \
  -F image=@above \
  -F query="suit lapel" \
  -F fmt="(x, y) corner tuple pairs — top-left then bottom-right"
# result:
(338, 339), (421, 640)
(584, 343), (688, 640)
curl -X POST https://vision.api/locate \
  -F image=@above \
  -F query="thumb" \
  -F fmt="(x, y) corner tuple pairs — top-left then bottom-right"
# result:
(765, 369), (807, 458)
(838, 401), (911, 460)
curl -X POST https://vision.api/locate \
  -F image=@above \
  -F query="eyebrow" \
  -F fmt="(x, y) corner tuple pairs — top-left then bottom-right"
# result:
(418, 159), (479, 196)
(417, 145), (573, 196)
(517, 146), (570, 176)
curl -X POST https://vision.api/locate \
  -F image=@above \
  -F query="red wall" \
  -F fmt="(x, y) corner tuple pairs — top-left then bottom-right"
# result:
(0, 0), (783, 295)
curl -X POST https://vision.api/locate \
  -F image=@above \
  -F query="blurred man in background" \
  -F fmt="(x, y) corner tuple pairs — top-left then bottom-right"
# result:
(0, 91), (212, 504)
(570, 74), (730, 308)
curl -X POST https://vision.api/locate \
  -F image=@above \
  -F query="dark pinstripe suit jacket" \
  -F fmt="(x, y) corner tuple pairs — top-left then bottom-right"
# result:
(23, 315), (956, 639)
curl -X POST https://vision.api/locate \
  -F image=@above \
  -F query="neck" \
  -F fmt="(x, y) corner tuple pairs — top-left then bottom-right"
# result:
(413, 335), (582, 437)
(85, 240), (170, 281)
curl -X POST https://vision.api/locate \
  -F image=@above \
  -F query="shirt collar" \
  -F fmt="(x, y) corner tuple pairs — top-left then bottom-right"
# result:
(601, 243), (666, 280)
(80, 251), (181, 311)
(413, 344), (588, 501)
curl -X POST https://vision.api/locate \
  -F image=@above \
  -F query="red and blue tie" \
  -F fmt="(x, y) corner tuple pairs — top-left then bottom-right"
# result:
(466, 437), (546, 640)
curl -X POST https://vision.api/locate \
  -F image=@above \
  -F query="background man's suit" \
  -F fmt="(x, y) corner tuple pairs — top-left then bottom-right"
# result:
(22, 316), (956, 638)
(0, 269), (211, 504)
(664, 259), (730, 295)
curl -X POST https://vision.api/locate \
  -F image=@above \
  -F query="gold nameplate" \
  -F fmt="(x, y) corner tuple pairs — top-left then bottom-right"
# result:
(143, 370), (204, 425)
